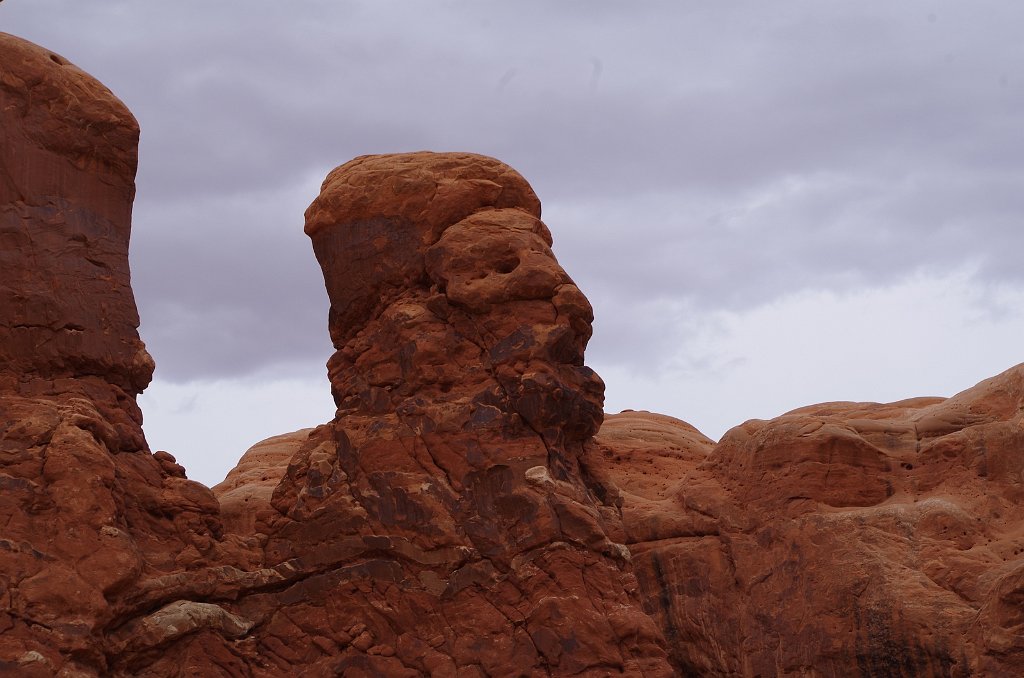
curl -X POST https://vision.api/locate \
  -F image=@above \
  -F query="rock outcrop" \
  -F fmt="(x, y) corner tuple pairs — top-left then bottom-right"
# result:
(0, 33), (152, 395)
(5, 29), (1024, 678)
(0, 35), (672, 673)
(586, 366), (1024, 676)
(0, 33), (250, 677)
(237, 152), (671, 676)
(213, 429), (312, 537)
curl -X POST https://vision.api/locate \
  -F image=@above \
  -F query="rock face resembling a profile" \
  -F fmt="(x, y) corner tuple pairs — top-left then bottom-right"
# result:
(248, 152), (671, 675)
(0, 36), (673, 673)
(6, 29), (1024, 678)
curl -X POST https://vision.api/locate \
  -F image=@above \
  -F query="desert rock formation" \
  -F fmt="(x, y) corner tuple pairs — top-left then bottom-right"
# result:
(0, 33), (671, 676)
(0, 33), (252, 677)
(586, 368), (1024, 676)
(242, 151), (671, 676)
(4, 29), (1024, 678)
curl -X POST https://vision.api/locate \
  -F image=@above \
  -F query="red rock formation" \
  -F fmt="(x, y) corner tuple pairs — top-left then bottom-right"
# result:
(239, 152), (670, 676)
(6, 28), (1024, 678)
(118, 154), (673, 675)
(213, 430), (313, 537)
(0, 44), (673, 673)
(0, 33), (249, 677)
(586, 365), (1024, 676)
(0, 34), (152, 395)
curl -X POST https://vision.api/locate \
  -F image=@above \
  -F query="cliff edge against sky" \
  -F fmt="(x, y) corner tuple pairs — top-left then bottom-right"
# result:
(2, 32), (1024, 677)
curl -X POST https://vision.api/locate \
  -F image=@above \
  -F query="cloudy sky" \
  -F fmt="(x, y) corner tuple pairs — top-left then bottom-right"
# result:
(4, 1), (1023, 486)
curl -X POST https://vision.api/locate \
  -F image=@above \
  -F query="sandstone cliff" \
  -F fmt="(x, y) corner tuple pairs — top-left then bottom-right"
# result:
(3, 30), (1024, 678)
(0, 32), (255, 677)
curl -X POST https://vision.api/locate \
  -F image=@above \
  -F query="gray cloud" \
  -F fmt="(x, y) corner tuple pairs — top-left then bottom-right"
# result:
(4, 0), (1023, 381)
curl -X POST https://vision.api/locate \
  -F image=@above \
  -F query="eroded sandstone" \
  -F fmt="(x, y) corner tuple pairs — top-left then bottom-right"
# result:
(243, 152), (671, 675)
(5, 29), (1024, 678)
(586, 366), (1024, 676)
(0, 33), (250, 677)
(0, 41), (674, 672)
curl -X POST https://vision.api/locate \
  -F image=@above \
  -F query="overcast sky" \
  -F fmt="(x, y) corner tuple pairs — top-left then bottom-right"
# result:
(4, 1), (1023, 486)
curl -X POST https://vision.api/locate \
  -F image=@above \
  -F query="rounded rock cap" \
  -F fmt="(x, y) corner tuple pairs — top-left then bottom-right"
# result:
(0, 33), (151, 394)
(304, 151), (541, 240)
(305, 152), (543, 346)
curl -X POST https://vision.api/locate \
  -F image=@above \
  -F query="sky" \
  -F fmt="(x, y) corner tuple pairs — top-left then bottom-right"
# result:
(3, 1), (1023, 487)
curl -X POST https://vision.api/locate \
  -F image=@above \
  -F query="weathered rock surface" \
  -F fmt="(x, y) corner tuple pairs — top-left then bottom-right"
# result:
(118, 152), (675, 675)
(586, 365), (1024, 676)
(213, 429), (312, 537)
(0, 43), (673, 674)
(5, 29), (1024, 678)
(0, 33), (250, 677)
(0, 33), (153, 395)
(237, 152), (671, 676)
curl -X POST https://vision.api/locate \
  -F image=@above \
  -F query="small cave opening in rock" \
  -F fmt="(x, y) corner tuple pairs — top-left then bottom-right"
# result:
(494, 252), (520, 274)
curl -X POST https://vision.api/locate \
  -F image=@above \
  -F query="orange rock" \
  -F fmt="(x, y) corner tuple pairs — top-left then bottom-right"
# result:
(587, 365), (1024, 676)
(213, 429), (312, 536)
(6, 28), (1024, 677)
(0, 33), (248, 676)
